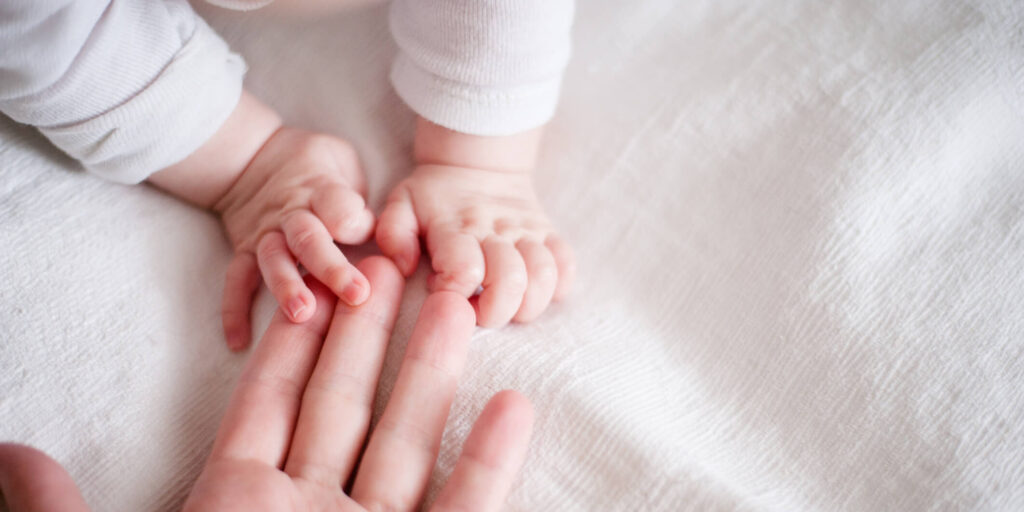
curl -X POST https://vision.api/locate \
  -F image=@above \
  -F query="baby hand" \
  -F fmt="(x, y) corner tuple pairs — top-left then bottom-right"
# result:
(215, 127), (375, 349)
(376, 120), (575, 327)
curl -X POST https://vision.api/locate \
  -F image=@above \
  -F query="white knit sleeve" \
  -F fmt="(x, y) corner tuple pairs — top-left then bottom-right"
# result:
(0, 0), (245, 184)
(389, 0), (574, 136)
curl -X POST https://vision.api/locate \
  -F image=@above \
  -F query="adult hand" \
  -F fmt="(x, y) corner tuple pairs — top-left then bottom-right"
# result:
(0, 443), (90, 512)
(184, 256), (534, 511)
(0, 256), (534, 511)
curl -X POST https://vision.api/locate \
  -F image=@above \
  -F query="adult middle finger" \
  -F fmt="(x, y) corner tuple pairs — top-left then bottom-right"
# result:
(350, 290), (476, 511)
(283, 256), (405, 486)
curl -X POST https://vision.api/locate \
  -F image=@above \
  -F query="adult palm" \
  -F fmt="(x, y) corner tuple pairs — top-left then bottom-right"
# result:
(183, 257), (533, 512)
(0, 257), (531, 512)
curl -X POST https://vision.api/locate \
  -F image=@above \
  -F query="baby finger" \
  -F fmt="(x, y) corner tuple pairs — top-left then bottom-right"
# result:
(257, 230), (316, 323)
(283, 210), (370, 306)
(311, 183), (375, 245)
(513, 239), (557, 323)
(476, 238), (528, 328)
(426, 227), (485, 297)
(544, 234), (576, 301)
(221, 252), (261, 351)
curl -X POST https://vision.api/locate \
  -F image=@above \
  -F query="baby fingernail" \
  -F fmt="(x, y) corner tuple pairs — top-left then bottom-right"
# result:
(343, 279), (367, 305)
(401, 255), (415, 274)
(287, 297), (307, 320)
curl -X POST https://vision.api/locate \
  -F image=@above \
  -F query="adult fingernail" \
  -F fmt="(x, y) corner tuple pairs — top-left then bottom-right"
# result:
(287, 297), (307, 321)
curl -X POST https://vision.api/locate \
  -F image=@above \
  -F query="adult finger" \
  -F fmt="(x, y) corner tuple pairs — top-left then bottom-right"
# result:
(426, 227), (485, 297)
(256, 231), (316, 322)
(284, 256), (405, 486)
(431, 391), (534, 512)
(221, 252), (261, 351)
(282, 210), (370, 307)
(0, 443), (90, 512)
(310, 183), (375, 245)
(350, 291), (476, 511)
(208, 278), (337, 467)
(476, 238), (528, 328)
(376, 187), (421, 276)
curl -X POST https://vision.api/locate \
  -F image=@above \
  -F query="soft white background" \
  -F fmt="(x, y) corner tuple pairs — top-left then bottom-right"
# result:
(2, 0), (1023, 510)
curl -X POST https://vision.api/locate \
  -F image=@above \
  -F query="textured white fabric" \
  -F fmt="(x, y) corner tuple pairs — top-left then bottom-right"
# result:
(204, 0), (274, 11)
(0, 0), (245, 184)
(2, 1), (1024, 511)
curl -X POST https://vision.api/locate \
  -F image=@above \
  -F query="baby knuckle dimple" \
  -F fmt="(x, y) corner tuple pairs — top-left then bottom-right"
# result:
(459, 214), (489, 232)
(456, 204), (486, 220)
(493, 217), (517, 232)
(493, 218), (527, 240)
(456, 206), (491, 231)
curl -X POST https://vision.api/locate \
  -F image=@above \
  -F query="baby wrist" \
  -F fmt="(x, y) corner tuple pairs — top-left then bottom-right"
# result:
(149, 91), (282, 209)
(413, 117), (543, 174)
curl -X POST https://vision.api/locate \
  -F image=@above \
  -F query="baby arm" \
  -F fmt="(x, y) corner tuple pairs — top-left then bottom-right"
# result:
(377, 118), (575, 327)
(0, 1), (371, 350)
(380, 0), (576, 326)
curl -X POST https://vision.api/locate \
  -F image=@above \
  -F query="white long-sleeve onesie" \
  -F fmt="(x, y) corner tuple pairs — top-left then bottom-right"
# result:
(0, 0), (573, 184)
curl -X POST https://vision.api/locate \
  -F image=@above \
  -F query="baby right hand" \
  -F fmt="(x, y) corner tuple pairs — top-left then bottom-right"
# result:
(214, 127), (375, 350)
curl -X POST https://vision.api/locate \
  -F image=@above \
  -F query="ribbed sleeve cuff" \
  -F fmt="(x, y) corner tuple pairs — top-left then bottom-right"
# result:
(390, 52), (563, 137)
(204, 0), (275, 11)
(39, 19), (245, 184)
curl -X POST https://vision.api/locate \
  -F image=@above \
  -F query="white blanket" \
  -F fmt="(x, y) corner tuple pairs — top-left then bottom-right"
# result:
(3, 0), (1023, 510)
